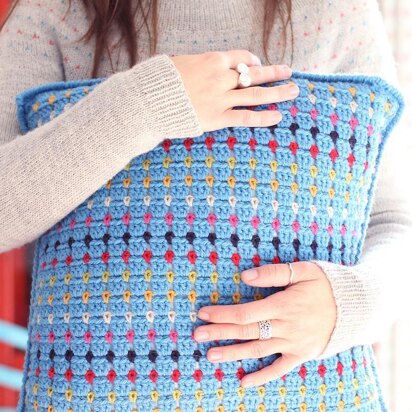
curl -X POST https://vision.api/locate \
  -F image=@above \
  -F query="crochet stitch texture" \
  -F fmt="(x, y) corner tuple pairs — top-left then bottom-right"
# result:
(16, 71), (403, 411)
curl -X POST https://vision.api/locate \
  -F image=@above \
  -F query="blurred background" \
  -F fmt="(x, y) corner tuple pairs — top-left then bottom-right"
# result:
(0, 0), (411, 410)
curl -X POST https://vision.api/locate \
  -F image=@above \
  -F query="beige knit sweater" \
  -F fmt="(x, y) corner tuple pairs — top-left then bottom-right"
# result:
(0, 0), (411, 359)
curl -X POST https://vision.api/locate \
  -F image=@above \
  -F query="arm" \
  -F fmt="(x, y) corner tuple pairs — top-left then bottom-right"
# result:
(0, 1), (202, 253)
(309, 0), (412, 359)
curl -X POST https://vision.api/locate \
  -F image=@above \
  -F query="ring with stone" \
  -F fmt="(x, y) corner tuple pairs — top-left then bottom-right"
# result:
(236, 62), (252, 88)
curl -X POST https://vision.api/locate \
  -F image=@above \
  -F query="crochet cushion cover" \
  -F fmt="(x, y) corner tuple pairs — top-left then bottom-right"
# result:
(15, 71), (403, 412)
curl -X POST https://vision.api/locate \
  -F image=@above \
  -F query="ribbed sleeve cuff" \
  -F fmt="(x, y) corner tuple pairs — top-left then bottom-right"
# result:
(117, 53), (204, 140)
(309, 260), (384, 360)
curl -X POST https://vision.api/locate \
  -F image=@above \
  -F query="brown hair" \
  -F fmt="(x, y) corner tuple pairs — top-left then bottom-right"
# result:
(2, 0), (293, 78)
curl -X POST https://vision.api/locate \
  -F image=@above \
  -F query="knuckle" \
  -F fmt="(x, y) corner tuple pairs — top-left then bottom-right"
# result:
(239, 323), (255, 340)
(273, 65), (282, 78)
(241, 49), (255, 61)
(252, 86), (263, 102)
(209, 326), (222, 340)
(241, 110), (253, 126)
(234, 309), (250, 325)
(272, 86), (282, 102)
(253, 65), (264, 79)
(251, 341), (266, 358)
(204, 51), (224, 66)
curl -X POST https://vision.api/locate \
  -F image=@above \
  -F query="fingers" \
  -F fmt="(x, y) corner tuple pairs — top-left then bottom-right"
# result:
(227, 81), (299, 107)
(222, 108), (283, 128)
(205, 338), (289, 363)
(223, 64), (293, 91)
(240, 261), (312, 287)
(240, 353), (303, 388)
(194, 319), (287, 342)
(197, 292), (285, 324)
(241, 263), (294, 287)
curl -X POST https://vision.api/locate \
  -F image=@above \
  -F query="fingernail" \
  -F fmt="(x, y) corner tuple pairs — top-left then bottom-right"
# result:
(242, 379), (255, 388)
(195, 330), (209, 341)
(288, 83), (299, 97)
(242, 269), (258, 281)
(253, 55), (262, 65)
(208, 350), (222, 361)
(281, 65), (292, 76)
(197, 310), (210, 320)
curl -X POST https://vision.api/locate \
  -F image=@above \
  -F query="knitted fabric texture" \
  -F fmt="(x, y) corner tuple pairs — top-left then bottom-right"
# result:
(15, 72), (403, 411)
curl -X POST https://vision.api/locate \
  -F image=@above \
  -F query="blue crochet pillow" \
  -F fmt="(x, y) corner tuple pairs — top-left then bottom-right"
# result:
(15, 72), (403, 412)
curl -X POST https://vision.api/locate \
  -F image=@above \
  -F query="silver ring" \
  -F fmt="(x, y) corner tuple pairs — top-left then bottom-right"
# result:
(258, 319), (272, 340)
(236, 62), (252, 88)
(287, 262), (295, 286)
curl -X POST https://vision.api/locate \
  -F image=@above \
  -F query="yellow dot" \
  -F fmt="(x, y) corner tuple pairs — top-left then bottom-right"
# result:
(166, 270), (174, 283)
(349, 86), (357, 96)
(249, 177), (258, 190)
(210, 290), (220, 304)
(237, 387), (246, 398)
(279, 386), (287, 397)
(166, 289), (177, 303)
(195, 389), (204, 401)
(65, 388), (73, 402)
(123, 290), (131, 303)
(188, 271), (197, 283)
(188, 290), (198, 303)
(108, 391), (116, 404)
(86, 391), (95, 403)
(129, 390), (138, 403)
(210, 271), (219, 284)
(216, 388), (225, 400)
(82, 272), (91, 283)
(144, 269), (152, 282)
(151, 390), (159, 402)
(144, 290), (154, 302)
(271, 179), (279, 192)
(279, 403), (287, 412)
(232, 292), (242, 303)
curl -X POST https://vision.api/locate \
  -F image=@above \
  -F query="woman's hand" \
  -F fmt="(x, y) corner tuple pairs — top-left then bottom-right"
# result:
(194, 261), (337, 388)
(170, 49), (299, 132)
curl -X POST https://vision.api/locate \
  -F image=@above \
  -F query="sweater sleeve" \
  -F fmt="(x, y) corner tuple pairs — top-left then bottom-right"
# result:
(0, 1), (203, 253)
(307, 0), (412, 360)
